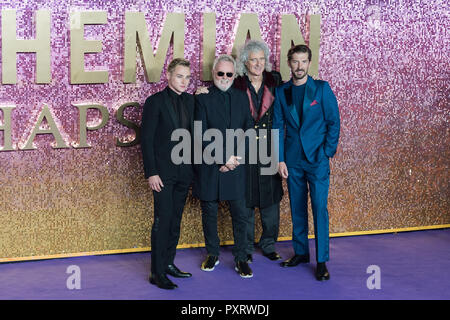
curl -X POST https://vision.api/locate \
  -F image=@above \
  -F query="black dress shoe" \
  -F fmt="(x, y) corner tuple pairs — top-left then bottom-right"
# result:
(315, 262), (330, 281)
(166, 264), (192, 278)
(149, 273), (177, 290)
(263, 252), (282, 261)
(280, 254), (310, 267)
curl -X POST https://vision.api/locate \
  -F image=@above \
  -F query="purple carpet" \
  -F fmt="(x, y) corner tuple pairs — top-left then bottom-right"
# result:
(1, 229), (449, 300)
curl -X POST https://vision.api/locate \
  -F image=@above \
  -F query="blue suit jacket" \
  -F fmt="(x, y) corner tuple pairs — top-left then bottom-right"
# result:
(272, 76), (340, 166)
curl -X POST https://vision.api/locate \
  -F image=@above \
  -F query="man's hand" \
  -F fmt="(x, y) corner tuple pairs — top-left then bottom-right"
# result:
(278, 161), (289, 179)
(219, 156), (242, 172)
(226, 155), (241, 170)
(195, 86), (209, 95)
(148, 175), (164, 192)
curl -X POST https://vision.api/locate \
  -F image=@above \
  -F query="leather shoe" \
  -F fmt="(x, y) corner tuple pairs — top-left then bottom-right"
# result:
(280, 254), (310, 267)
(149, 273), (177, 290)
(166, 264), (192, 278)
(263, 252), (282, 261)
(315, 262), (330, 281)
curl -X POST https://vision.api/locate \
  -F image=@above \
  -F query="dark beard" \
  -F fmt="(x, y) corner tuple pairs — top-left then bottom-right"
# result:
(292, 69), (307, 80)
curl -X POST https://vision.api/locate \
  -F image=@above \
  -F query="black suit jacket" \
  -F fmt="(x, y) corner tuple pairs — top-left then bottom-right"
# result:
(194, 86), (253, 201)
(141, 86), (194, 183)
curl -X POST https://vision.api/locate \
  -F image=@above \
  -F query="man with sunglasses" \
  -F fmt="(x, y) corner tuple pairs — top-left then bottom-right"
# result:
(194, 54), (254, 278)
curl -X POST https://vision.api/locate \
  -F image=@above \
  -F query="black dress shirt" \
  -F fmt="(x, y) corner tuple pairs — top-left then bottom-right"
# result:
(167, 87), (189, 129)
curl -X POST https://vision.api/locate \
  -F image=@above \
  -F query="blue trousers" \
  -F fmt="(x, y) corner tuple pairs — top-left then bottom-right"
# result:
(286, 158), (330, 263)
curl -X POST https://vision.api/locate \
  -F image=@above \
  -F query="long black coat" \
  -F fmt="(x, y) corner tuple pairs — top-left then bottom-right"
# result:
(140, 86), (194, 183)
(193, 86), (254, 201)
(234, 71), (284, 209)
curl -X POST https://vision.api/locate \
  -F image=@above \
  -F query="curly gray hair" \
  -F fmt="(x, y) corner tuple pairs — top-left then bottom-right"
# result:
(236, 40), (272, 76)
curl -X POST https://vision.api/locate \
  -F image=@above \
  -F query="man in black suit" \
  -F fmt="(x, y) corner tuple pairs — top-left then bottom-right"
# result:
(195, 54), (254, 278)
(141, 58), (194, 290)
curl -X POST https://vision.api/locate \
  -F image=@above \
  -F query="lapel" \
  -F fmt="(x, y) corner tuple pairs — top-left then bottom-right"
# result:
(284, 80), (300, 128)
(162, 87), (179, 129)
(246, 89), (257, 119)
(180, 92), (194, 133)
(228, 87), (237, 129)
(240, 74), (275, 122)
(257, 85), (274, 121)
(302, 76), (317, 122)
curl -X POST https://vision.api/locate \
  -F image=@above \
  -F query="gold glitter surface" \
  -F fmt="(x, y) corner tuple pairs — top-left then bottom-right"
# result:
(1, 134), (448, 261)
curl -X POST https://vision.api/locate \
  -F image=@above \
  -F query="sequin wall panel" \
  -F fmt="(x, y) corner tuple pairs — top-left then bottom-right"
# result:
(0, 0), (448, 260)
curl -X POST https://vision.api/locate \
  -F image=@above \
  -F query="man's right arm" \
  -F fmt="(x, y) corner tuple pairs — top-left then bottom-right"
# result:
(141, 96), (161, 181)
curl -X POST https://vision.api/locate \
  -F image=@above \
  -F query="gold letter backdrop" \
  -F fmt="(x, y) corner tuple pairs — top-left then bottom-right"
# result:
(0, 0), (448, 261)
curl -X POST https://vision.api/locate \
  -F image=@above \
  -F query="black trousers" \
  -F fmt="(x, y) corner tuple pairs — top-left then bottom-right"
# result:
(151, 178), (191, 275)
(246, 202), (281, 255)
(200, 198), (249, 262)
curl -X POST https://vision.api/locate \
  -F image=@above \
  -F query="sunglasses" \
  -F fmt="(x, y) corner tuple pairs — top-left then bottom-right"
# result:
(216, 71), (234, 78)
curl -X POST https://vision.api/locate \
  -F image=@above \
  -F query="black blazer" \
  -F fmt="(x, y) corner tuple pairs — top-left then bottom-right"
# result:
(141, 86), (194, 183)
(194, 86), (253, 201)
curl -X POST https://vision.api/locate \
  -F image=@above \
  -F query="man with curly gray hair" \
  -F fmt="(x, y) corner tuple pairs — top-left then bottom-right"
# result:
(234, 40), (284, 264)
(236, 40), (272, 76)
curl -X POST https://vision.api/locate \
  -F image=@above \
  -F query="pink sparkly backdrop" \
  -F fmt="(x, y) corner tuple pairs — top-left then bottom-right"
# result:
(0, 0), (449, 260)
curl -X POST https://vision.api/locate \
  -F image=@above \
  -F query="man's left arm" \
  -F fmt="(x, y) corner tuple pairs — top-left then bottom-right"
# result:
(322, 81), (340, 158)
(229, 94), (252, 170)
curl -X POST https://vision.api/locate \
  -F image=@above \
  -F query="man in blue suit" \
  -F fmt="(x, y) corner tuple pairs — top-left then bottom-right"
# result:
(272, 44), (340, 281)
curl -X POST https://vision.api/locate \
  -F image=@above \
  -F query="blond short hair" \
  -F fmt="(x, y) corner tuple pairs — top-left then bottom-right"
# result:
(167, 58), (190, 73)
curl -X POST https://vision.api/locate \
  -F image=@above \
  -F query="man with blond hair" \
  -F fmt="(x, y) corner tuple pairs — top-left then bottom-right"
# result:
(141, 58), (194, 289)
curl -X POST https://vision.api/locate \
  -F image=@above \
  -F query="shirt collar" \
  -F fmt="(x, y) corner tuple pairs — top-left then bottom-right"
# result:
(167, 86), (182, 99)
